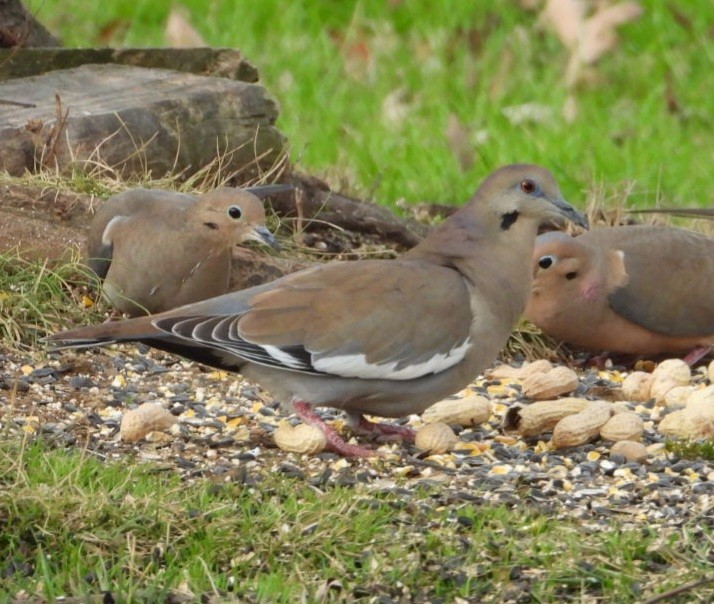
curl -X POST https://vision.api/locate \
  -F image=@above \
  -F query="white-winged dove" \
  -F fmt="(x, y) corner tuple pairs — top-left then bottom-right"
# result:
(51, 164), (586, 456)
(88, 187), (278, 316)
(525, 226), (714, 363)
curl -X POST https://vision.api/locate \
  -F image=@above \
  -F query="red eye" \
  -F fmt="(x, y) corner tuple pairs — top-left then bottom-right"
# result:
(520, 179), (536, 194)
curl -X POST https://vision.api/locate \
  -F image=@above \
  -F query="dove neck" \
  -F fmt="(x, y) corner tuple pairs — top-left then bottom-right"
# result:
(408, 207), (482, 250)
(405, 209), (539, 322)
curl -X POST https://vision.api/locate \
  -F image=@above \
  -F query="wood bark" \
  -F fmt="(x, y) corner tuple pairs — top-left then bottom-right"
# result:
(0, 47), (259, 81)
(0, 0), (61, 48)
(275, 172), (428, 249)
(0, 64), (286, 180)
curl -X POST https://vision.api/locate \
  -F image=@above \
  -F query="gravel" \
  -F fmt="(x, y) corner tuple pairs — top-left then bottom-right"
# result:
(1, 344), (712, 529)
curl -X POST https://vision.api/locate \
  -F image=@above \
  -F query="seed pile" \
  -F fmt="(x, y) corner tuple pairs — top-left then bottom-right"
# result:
(1, 345), (712, 528)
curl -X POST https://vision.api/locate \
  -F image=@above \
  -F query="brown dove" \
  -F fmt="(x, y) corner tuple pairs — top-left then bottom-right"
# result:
(50, 164), (586, 457)
(525, 226), (714, 362)
(91, 187), (278, 316)
(86, 184), (291, 280)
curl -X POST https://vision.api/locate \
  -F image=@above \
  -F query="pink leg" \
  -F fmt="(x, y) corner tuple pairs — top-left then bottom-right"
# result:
(351, 414), (416, 442)
(573, 351), (644, 370)
(292, 401), (376, 458)
(570, 351), (611, 370)
(682, 345), (711, 367)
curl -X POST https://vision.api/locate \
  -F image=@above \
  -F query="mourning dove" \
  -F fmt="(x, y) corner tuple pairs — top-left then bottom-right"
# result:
(92, 187), (278, 316)
(50, 164), (586, 457)
(86, 184), (291, 280)
(525, 226), (714, 362)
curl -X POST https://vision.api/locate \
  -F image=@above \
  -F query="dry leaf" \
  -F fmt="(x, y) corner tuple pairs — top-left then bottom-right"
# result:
(95, 19), (130, 46)
(165, 7), (206, 48)
(381, 88), (411, 128)
(501, 103), (554, 125)
(578, 1), (643, 65)
(666, 3), (693, 32)
(444, 114), (475, 171)
(562, 93), (579, 122)
(329, 28), (375, 81)
(520, 0), (543, 11)
(541, 0), (586, 50)
(540, 0), (642, 87)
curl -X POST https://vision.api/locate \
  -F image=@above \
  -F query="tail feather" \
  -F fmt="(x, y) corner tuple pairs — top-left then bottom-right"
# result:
(46, 315), (163, 350)
(47, 315), (245, 373)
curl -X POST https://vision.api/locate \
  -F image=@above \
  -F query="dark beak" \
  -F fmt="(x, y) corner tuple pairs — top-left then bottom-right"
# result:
(249, 225), (280, 249)
(244, 184), (295, 199)
(552, 197), (589, 229)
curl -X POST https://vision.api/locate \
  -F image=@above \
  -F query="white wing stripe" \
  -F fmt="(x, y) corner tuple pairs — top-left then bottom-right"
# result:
(312, 339), (471, 380)
(263, 345), (308, 369)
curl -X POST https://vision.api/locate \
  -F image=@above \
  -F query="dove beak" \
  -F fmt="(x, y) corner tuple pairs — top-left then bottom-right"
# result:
(247, 225), (280, 249)
(550, 197), (589, 230)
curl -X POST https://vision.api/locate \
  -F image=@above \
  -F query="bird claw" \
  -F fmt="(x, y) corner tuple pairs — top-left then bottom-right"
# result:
(292, 400), (377, 458)
(350, 414), (416, 443)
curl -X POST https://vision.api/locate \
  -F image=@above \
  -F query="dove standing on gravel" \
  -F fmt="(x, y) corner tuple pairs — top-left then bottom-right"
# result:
(51, 164), (586, 457)
(525, 226), (714, 363)
(89, 187), (278, 316)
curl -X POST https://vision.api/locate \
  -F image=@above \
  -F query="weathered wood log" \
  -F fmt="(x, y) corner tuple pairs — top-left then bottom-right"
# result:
(275, 172), (428, 249)
(0, 0), (61, 48)
(0, 47), (259, 81)
(0, 64), (286, 180)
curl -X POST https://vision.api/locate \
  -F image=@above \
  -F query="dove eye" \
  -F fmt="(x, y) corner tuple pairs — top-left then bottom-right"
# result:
(538, 255), (557, 269)
(520, 179), (537, 194)
(228, 205), (243, 219)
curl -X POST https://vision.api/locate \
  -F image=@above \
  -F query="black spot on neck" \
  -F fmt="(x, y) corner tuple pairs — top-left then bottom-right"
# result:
(203, 222), (219, 230)
(500, 211), (519, 231)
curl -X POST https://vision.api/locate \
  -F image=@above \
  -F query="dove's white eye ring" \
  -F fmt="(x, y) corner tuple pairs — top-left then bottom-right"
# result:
(537, 254), (557, 269)
(228, 205), (243, 219)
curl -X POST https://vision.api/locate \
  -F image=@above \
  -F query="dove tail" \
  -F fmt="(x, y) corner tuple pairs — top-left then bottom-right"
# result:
(45, 316), (162, 350)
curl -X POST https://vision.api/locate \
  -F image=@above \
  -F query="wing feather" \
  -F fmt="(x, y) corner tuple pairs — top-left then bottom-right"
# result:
(584, 227), (714, 337)
(153, 259), (474, 380)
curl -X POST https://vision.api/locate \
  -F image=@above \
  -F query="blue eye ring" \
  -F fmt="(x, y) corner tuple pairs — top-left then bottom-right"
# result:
(521, 179), (537, 194)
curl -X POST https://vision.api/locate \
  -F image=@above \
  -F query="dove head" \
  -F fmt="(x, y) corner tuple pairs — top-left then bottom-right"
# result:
(477, 164), (588, 231)
(525, 230), (629, 325)
(191, 188), (278, 248)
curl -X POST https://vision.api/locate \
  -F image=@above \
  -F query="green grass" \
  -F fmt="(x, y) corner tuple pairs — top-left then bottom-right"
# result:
(0, 250), (105, 350)
(0, 435), (712, 602)
(38, 0), (714, 210)
(666, 438), (714, 461)
(6, 3), (714, 602)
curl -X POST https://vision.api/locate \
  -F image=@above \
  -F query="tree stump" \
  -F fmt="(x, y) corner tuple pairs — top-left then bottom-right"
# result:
(0, 47), (260, 81)
(0, 63), (286, 180)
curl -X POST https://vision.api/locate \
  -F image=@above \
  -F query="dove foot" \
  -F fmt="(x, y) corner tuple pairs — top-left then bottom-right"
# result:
(682, 345), (711, 367)
(350, 414), (416, 442)
(292, 400), (376, 458)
